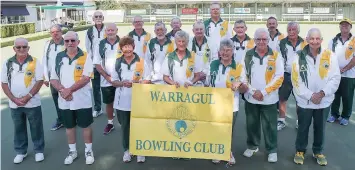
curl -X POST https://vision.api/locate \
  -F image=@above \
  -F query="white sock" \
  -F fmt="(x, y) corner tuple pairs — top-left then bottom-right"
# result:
(85, 143), (92, 152)
(278, 118), (286, 122)
(108, 119), (114, 124)
(69, 143), (76, 152)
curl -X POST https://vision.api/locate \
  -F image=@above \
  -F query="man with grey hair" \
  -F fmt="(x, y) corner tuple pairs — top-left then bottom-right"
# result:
(204, 2), (232, 63)
(231, 19), (255, 63)
(2, 37), (45, 163)
(328, 19), (355, 126)
(292, 28), (340, 166)
(51, 31), (95, 165)
(42, 24), (65, 131)
(276, 21), (307, 131)
(188, 20), (214, 86)
(242, 28), (284, 163)
(93, 23), (121, 135)
(85, 10), (105, 117)
(128, 15), (151, 57)
(145, 21), (175, 84)
(166, 17), (182, 41)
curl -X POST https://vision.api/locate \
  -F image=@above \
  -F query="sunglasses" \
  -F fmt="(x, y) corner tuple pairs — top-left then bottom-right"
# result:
(94, 15), (103, 19)
(15, 46), (28, 49)
(64, 39), (76, 43)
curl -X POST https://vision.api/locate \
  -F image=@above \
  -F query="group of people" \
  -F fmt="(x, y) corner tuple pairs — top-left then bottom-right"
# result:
(2, 2), (355, 167)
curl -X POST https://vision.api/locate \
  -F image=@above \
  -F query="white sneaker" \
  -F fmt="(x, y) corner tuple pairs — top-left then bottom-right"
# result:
(123, 151), (132, 162)
(14, 153), (27, 164)
(229, 152), (236, 165)
(243, 148), (259, 157)
(92, 110), (103, 118)
(85, 150), (95, 165)
(35, 153), (44, 162)
(64, 151), (78, 165)
(212, 159), (220, 164)
(268, 153), (278, 163)
(137, 155), (145, 163)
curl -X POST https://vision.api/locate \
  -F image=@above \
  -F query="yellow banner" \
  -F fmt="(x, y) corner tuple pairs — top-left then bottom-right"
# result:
(130, 84), (233, 161)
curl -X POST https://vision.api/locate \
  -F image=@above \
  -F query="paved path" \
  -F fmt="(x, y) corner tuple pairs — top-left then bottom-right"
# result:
(1, 24), (355, 170)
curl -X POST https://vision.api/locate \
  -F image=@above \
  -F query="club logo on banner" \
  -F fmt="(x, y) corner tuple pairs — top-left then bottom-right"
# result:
(130, 84), (233, 161)
(166, 104), (196, 139)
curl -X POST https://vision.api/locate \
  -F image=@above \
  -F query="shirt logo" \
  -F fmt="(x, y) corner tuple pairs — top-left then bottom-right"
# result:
(75, 64), (83, 71)
(267, 65), (274, 71)
(166, 104), (196, 139)
(322, 61), (330, 69)
(25, 70), (33, 76)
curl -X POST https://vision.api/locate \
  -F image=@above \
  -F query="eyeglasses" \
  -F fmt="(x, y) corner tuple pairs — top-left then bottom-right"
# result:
(64, 39), (76, 43)
(15, 46), (28, 49)
(94, 15), (103, 18)
(255, 38), (269, 42)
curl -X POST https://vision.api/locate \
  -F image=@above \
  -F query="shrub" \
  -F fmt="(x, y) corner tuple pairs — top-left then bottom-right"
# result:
(0, 22), (36, 38)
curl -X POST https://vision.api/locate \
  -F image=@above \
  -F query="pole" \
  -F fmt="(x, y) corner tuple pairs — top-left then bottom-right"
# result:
(40, 6), (43, 33)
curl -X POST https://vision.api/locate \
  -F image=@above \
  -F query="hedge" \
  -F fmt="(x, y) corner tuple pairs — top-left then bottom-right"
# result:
(1, 22), (36, 38)
(1, 25), (93, 48)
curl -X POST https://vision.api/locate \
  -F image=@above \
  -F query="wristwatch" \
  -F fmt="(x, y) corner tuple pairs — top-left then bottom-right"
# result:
(28, 93), (33, 98)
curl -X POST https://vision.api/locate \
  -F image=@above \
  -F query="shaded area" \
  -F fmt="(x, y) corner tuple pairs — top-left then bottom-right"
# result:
(1, 91), (355, 170)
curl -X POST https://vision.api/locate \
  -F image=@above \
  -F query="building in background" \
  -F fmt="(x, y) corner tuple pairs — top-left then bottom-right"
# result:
(119, 0), (355, 23)
(1, 0), (96, 31)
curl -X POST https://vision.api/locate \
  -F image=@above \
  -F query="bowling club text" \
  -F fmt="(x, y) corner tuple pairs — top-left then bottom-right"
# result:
(135, 140), (225, 154)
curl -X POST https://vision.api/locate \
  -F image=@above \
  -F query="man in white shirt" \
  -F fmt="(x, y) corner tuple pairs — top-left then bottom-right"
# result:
(327, 19), (355, 126)
(51, 31), (95, 165)
(242, 28), (284, 163)
(276, 21), (307, 130)
(145, 21), (175, 84)
(166, 17), (182, 42)
(292, 28), (341, 166)
(42, 24), (65, 131)
(1, 38), (45, 164)
(85, 11), (105, 117)
(267, 17), (285, 51)
(204, 2), (232, 64)
(128, 16), (151, 57)
(93, 23), (120, 135)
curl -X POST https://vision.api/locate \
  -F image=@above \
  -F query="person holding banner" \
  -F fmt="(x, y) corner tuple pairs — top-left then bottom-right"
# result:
(93, 23), (121, 135)
(205, 38), (248, 165)
(292, 28), (340, 166)
(161, 30), (202, 89)
(188, 20), (216, 86)
(111, 36), (151, 163)
(161, 30), (203, 160)
(128, 16), (151, 57)
(145, 21), (175, 84)
(204, 3), (232, 65)
(242, 28), (284, 163)
(166, 17), (182, 42)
